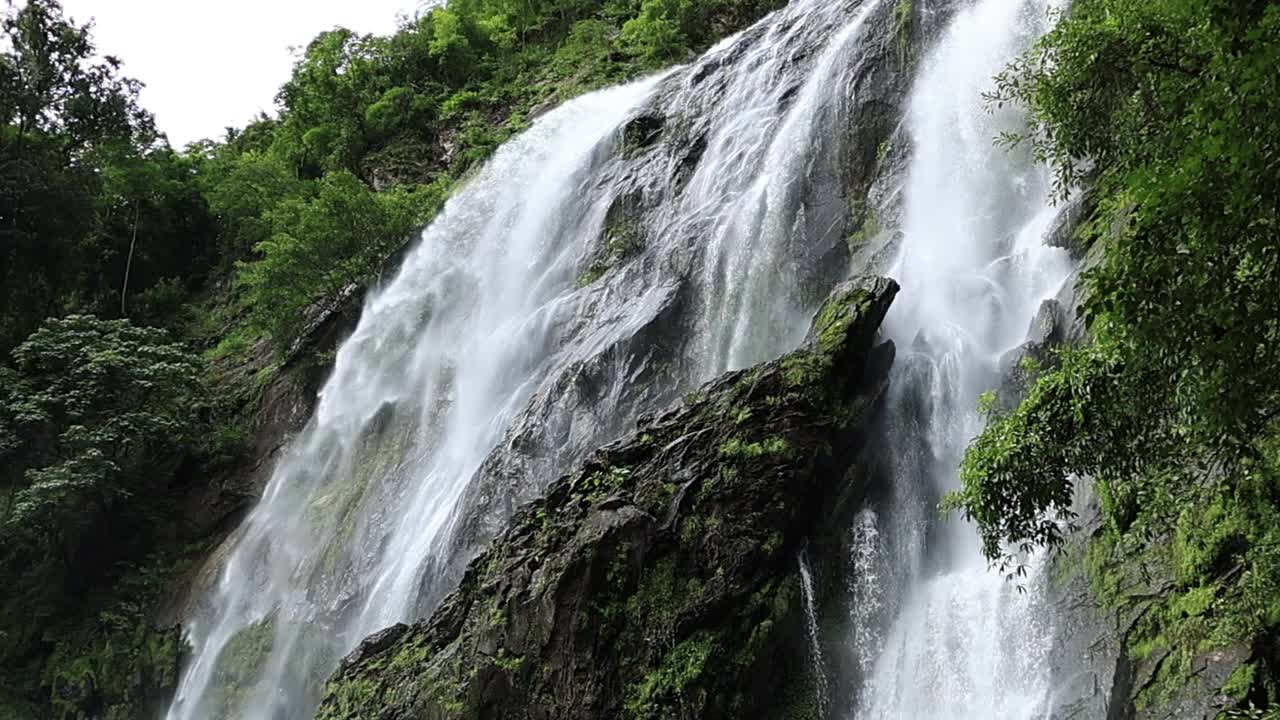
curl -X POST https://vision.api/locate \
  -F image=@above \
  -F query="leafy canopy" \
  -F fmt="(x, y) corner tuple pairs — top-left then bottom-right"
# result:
(0, 315), (205, 662)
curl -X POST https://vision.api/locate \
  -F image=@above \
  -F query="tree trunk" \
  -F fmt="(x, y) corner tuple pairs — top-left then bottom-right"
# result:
(120, 199), (140, 317)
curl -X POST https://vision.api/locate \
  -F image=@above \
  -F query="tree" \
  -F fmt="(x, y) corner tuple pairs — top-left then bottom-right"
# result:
(0, 315), (205, 662)
(0, 0), (216, 351)
(237, 170), (445, 346)
(956, 0), (1280, 563)
(621, 0), (690, 63)
(952, 0), (1280, 704)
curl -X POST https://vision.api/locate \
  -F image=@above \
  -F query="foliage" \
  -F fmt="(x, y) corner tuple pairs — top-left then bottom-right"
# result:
(237, 170), (446, 345)
(622, 0), (692, 62)
(0, 316), (204, 664)
(0, 0), (219, 353)
(195, 136), (305, 268)
(954, 0), (1280, 707)
(36, 544), (207, 719)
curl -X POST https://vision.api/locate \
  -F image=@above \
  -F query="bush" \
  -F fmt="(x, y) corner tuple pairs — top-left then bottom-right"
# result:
(236, 171), (447, 347)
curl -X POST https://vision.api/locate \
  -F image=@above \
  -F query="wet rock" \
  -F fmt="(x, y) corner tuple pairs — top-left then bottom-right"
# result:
(622, 113), (666, 151)
(315, 277), (899, 720)
(1046, 492), (1250, 720)
(996, 298), (1068, 410)
(1029, 298), (1068, 347)
(1045, 496), (1127, 720)
(1046, 193), (1098, 258)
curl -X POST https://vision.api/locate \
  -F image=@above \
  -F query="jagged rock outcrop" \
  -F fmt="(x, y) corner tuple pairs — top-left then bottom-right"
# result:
(314, 276), (899, 720)
(428, 0), (958, 625)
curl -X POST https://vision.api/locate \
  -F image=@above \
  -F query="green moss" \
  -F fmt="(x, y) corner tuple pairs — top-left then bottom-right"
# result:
(30, 544), (207, 719)
(387, 633), (432, 672)
(876, 139), (891, 165)
(578, 216), (645, 288)
(626, 559), (680, 647)
(605, 217), (645, 258)
(576, 465), (634, 500)
(1085, 473), (1280, 712)
(205, 616), (277, 719)
(577, 262), (610, 288)
(204, 326), (258, 362)
(893, 0), (914, 64)
(317, 676), (392, 719)
(847, 211), (882, 253)
(1225, 663), (1258, 701)
(679, 515), (706, 544)
(782, 353), (829, 389)
(719, 436), (791, 459)
(494, 650), (525, 674)
(623, 632), (716, 718)
(488, 599), (508, 628)
(1172, 584), (1218, 619)
(313, 432), (402, 574)
(736, 619), (776, 667)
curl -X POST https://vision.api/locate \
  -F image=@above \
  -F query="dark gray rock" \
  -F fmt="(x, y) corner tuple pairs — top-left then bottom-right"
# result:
(315, 277), (899, 720)
(996, 298), (1069, 410)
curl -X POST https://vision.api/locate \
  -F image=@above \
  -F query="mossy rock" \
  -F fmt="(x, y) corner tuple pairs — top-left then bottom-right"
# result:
(315, 277), (898, 720)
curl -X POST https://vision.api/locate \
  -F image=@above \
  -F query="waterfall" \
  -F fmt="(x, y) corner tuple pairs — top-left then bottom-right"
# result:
(167, 1), (901, 718)
(800, 549), (832, 720)
(848, 507), (885, 680)
(166, 78), (666, 720)
(848, 0), (1073, 718)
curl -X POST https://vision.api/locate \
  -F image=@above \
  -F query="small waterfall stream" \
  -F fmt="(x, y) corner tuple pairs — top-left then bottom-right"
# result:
(800, 549), (832, 720)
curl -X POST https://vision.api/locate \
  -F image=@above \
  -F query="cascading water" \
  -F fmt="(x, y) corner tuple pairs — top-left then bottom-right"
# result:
(800, 549), (832, 720)
(167, 1), (903, 718)
(848, 0), (1074, 717)
(167, 79), (666, 720)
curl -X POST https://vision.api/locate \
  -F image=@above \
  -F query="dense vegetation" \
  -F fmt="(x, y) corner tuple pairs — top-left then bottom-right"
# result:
(952, 0), (1280, 711)
(0, 0), (785, 715)
(8, 0), (1277, 715)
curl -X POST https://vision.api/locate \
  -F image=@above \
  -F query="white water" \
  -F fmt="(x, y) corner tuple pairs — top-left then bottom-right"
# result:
(166, 79), (665, 720)
(850, 0), (1072, 718)
(800, 549), (832, 720)
(167, 1), (900, 718)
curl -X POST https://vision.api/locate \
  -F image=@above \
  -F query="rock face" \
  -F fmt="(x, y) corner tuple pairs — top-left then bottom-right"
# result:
(314, 277), (899, 720)
(422, 0), (961, 626)
(1037, 204), (1250, 720)
(1046, 494), (1251, 720)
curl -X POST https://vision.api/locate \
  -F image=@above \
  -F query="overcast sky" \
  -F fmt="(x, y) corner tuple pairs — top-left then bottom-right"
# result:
(59, 0), (429, 146)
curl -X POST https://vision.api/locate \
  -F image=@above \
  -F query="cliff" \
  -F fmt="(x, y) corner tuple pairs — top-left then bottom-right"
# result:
(314, 276), (898, 720)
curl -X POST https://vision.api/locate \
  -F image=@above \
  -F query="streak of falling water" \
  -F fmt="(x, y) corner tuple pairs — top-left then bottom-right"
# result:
(166, 0), (898, 718)
(847, 508), (884, 679)
(800, 549), (832, 720)
(850, 0), (1073, 718)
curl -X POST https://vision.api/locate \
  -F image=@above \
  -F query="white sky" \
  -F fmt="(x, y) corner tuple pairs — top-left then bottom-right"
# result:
(59, 0), (429, 146)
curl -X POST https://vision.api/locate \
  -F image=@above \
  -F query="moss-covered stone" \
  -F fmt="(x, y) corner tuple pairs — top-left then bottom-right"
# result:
(202, 616), (277, 720)
(314, 277), (897, 720)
